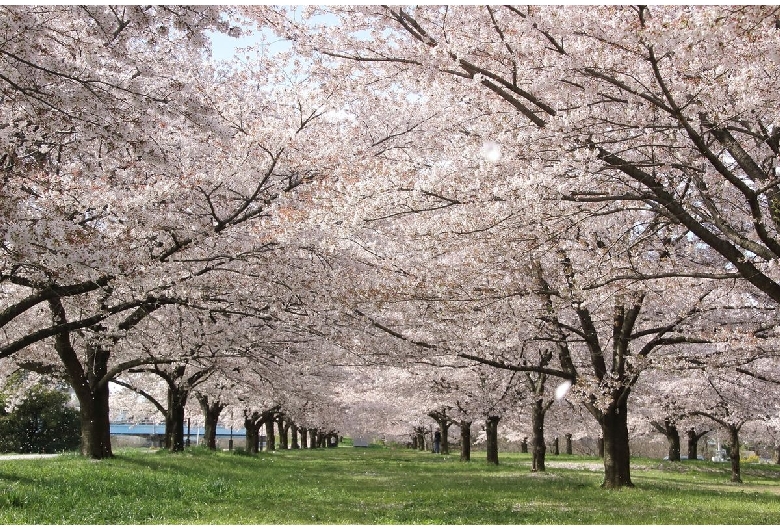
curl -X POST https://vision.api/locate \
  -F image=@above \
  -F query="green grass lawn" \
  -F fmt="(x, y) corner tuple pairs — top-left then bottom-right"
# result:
(1, 446), (779, 524)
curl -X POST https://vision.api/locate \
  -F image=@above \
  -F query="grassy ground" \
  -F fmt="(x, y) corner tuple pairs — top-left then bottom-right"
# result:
(1, 446), (779, 524)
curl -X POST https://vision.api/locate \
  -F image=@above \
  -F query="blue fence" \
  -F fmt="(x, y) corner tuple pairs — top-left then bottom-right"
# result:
(110, 423), (245, 437)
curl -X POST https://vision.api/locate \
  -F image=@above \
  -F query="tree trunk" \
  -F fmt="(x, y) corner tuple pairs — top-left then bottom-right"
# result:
(244, 415), (261, 454)
(197, 395), (223, 451)
(530, 400), (546, 472)
(291, 422), (299, 449)
(166, 387), (188, 452)
(600, 405), (633, 489)
(52, 318), (113, 459)
(277, 416), (289, 449)
(663, 422), (681, 462)
(415, 428), (426, 451)
(439, 419), (450, 455)
(728, 426), (742, 483)
(597, 436), (604, 458)
(686, 428), (708, 460)
(459, 421), (471, 462)
(521, 437), (528, 453)
(565, 434), (573, 455)
(300, 427), (308, 449)
(265, 416), (276, 451)
(485, 415), (500, 465)
(308, 428), (317, 449)
(76, 381), (113, 459)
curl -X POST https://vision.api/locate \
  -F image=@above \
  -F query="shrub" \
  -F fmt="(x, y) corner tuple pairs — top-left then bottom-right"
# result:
(0, 385), (81, 454)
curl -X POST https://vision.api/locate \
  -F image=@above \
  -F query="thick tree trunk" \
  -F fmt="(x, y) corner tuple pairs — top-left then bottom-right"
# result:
(197, 395), (223, 451)
(308, 428), (317, 449)
(686, 428), (708, 460)
(485, 415), (500, 465)
(244, 416), (261, 454)
(277, 416), (289, 449)
(54, 326), (113, 458)
(530, 400), (546, 472)
(666, 428), (681, 461)
(439, 419), (450, 455)
(651, 419), (681, 462)
(601, 405), (633, 489)
(565, 433), (573, 455)
(76, 382), (113, 459)
(597, 436), (604, 458)
(728, 426), (742, 483)
(166, 387), (188, 452)
(265, 417), (276, 451)
(459, 421), (471, 462)
(291, 422), (300, 449)
(521, 437), (528, 453)
(415, 428), (426, 451)
(300, 427), (308, 449)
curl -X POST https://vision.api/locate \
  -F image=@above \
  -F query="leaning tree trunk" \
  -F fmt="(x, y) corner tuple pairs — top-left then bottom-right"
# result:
(728, 425), (742, 483)
(485, 415), (500, 465)
(53, 324), (114, 459)
(50, 299), (116, 459)
(600, 404), (633, 489)
(460, 421), (472, 462)
(530, 399), (547, 472)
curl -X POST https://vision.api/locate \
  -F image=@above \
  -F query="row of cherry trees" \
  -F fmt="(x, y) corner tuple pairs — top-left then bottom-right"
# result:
(247, 5), (780, 488)
(2, 5), (780, 489)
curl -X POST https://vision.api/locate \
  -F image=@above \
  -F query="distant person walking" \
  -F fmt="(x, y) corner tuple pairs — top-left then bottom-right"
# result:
(433, 429), (441, 454)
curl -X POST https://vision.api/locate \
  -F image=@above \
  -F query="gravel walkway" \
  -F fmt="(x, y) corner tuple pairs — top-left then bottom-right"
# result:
(0, 453), (61, 460)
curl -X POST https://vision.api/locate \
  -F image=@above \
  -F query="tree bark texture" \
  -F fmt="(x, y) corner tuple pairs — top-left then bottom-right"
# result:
(165, 386), (188, 452)
(276, 416), (289, 449)
(265, 417), (276, 451)
(300, 427), (308, 449)
(728, 426), (742, 483)
(485, 415), (500, 465)
(197, 395), (223, 451)
(53, 324), (113, 459)
(459, 421), (471, 462)
(652, 419), (680, 461)
(530, 400), (546, 472)
(601, 405), (633, 489)
(686, 428), (708, 460)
